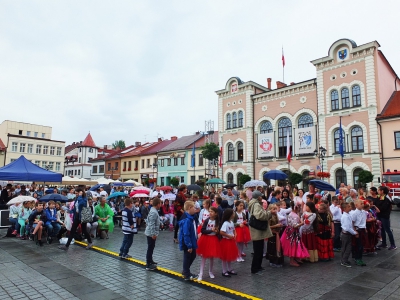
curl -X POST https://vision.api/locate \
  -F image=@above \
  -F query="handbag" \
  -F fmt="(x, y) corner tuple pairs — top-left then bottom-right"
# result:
(81, 202), (93, 223)
(249, 215), (268, 230)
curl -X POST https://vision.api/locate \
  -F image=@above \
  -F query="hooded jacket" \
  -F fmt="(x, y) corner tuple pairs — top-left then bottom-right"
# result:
(178, 212), (198, 250)
(248, 198), (273, 241)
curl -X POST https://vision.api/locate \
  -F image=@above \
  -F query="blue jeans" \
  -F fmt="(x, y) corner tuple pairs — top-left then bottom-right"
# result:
(379, 217), (395, 246)
(46, 222), (61, 237)
(120, 234), (134, 256)
(9, 218), (20, 232)
(146, 236), (156, 265)
(182, 245), (196, 277)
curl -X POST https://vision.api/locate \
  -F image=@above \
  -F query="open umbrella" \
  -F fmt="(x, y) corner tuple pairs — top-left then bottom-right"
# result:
(40, 194), (69, 202)
(160, 186), (173, 191)
(309, 179), (336, 192)
(187, 184), (202, 191)
(7, 195), (37, 205)
(132, 193), (150, 198)
(223, 184), (237, 189)
(107, 192), (127, 200)
(129, 190), (150, 197)
(206, 178), (226, 184)
(133, 186), (151, 192)
(263, 170), (288, 180)
(243, 180), (267, 188)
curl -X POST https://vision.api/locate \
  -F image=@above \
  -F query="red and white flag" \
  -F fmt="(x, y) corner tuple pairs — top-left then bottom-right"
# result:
(286, 130), (291, 162)
(282, 47), (285, 67)
(219, 147), (223, 168)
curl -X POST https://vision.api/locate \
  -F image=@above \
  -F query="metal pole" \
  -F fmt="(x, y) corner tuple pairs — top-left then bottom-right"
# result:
(340, 116), (344, 184)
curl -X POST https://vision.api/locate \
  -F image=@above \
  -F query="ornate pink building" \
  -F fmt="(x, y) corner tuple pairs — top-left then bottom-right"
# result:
(217, 38), (400, 189)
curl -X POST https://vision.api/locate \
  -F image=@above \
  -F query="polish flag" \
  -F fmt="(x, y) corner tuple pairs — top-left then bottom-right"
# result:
(286, 130), (291, 162)
(282, 48), (285, 67)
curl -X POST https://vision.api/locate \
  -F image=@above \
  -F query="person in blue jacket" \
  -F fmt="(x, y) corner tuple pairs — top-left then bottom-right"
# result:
(45, 200), (61, 243)
(178, 200), (199, 281)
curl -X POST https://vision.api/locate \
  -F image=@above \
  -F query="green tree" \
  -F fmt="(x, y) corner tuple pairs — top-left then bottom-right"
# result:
(200, 142), (220, 161)
(112, 140), (126, 149)
(239, 174), (251, 185)
(358, 170), (374, 188)
(170, 177), (179, 187)
(288, 173), (303, 186)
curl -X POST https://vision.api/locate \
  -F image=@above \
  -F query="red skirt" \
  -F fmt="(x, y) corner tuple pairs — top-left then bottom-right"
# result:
(301, 232), (318, 251)
(316, 237), (334, 259)
(197, 225), (202, 235)
(219, 238), (238, 262)
(235, 226), (251, 244)
(363, 222), (377, 253)
(197, 234), (219, 259)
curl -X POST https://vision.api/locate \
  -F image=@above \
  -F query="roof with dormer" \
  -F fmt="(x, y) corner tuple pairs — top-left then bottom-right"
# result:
(80, 133), (97, 148)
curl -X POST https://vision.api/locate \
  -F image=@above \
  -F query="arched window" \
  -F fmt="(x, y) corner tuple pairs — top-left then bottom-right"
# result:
(238, 111), (243, 127)
(227, 173), (234, 184)
(237, 172), (243, 189)
(232, 112), (237, 128)
(237, 142), (243, 161)
(260, 121), (273, 133)
(341, 88), (350, 108)
(278, 118), (292, 157)
(335, 169), (347, 188)
(226, 114), (231, 129)
(227, 143), (234, 161)
(298, 114), (313, 128)
(351, 126), (364, 151)
(334, 128), (346, 153)
(331, 90), (339, 110)
(353, 168), (363, 188)
(352, 85), (361, 106)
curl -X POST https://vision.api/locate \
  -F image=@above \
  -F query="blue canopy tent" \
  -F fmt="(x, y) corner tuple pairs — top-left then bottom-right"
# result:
(0, 155), (62, 182)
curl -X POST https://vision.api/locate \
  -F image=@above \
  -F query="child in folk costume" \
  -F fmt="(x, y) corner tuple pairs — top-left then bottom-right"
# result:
(281, 201), (309, 266)
(196, 207), (220, 281)
(219, 208), (239, 277)
(301, 202), (319, 262)
(234, 201), (251, 262)
(267, 204), (284, 267)
(198, 200), (211, 236)
(363, 202), (379, 254)
(316, 203), (334, 261)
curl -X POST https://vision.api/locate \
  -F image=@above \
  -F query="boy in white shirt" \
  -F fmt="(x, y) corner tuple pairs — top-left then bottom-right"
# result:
(340, 203), (358, 268)
(330, 197), (342, 251)
(352, 200), (367, 266)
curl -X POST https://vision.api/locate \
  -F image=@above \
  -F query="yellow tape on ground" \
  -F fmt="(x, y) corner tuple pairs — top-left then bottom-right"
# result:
(75, 241), (262, 300)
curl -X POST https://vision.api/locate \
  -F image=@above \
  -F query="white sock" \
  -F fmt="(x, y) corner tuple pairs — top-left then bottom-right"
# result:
(209, 258), (214, 274)
(222, 261), (227, 273)
(199, 258), (206, 276)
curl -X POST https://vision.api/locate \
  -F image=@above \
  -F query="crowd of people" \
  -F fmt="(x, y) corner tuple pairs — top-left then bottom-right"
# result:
(2, 180), (397, 281)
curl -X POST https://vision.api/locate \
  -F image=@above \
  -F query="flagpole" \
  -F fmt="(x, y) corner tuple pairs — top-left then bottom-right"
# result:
(340, 116), (344, 184)
(282, 46), (285, 83)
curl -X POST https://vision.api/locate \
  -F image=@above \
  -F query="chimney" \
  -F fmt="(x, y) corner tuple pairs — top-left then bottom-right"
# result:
(276, 81), (287, 89)
(267, 78), (272, 89)
(171, 136), (178, 141)
(290, 82), (295, 85)
(195, 131), (200, 135)
(104, 145), (107, 149)
(135, 142), (141, 147)
(158, 137), (162, 142)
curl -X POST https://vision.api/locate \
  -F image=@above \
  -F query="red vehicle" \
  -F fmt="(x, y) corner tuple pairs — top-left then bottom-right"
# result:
(381, 169), (400, 206)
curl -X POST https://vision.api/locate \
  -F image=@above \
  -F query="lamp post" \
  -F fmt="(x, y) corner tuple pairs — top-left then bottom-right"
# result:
(314, 146), (327, 180)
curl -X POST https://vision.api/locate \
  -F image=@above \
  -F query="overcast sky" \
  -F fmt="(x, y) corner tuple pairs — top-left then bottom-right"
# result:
(0, 1), (399, 147)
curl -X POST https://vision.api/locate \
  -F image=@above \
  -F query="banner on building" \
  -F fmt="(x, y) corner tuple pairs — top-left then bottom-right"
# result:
(258, 133), (274, 158)
(294, 127), (316, 155)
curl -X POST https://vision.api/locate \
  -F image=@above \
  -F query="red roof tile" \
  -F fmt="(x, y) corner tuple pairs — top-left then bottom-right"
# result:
(377, 91), (400, 119)
(81, 133), (97, 148)
(0, 138), (5, 151)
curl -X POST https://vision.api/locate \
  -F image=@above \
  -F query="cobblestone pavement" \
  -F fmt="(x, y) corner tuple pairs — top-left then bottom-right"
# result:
(2, 209), (400, 300)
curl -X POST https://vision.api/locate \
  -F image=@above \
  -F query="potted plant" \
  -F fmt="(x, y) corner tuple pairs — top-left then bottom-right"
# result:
(317, 171), (331, 178)
(128, 168), (131, 171)
(123, 168), (126, 171)
(134, 168), (138, 171)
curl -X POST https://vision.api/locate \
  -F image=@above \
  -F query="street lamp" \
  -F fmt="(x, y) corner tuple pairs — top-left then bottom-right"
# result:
(314, 146), (327, 179)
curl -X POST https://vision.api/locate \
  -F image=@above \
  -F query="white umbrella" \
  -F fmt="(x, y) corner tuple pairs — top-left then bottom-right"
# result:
(243, 180), (267, 188)
(126, 179), (142, 186)
(7, 195), (37, 205)
(133, 186), (151, 192)
(132, 193), (149, 198)
(97, 178), (114, 184)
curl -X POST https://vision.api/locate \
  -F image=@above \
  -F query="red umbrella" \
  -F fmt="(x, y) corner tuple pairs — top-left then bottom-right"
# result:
(160, 186), (173, 191)
(129, 190), (150, 197)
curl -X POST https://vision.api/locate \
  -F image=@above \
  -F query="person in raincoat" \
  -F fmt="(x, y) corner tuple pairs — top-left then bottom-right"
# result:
(95, 196), (114, 239)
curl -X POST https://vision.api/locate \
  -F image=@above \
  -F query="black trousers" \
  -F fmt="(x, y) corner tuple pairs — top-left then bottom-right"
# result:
(66, 215), (92, 247)
(251, 239), (264, 273)
(146, 236), (156, 265)
(333, 222), (342, 249)
(182, 245), (196, 277)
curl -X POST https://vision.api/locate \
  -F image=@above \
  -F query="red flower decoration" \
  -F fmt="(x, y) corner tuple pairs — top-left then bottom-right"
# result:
(305, 219), (310, 225)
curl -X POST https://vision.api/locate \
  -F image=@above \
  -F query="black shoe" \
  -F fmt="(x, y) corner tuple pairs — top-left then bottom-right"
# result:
(252, 270), (264, 275)
(151, 261), (158, 265)
(38, 240), (43, 247)
(47, 237), (52, 244)
(146, 264), (157, 271)
(222, 272), (231, 277)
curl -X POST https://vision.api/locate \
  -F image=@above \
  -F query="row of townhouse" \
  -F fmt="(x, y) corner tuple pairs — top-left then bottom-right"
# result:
(64, 132), (219, 186)
(217, 38), (400, 189)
